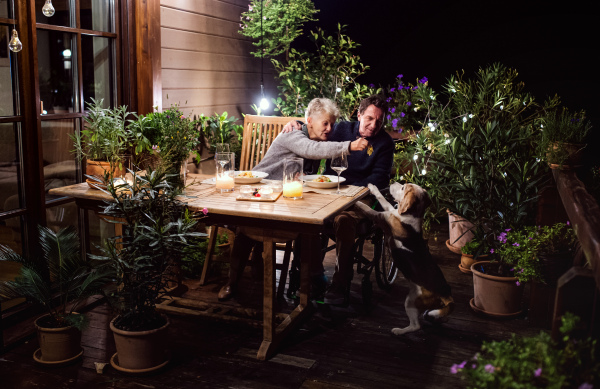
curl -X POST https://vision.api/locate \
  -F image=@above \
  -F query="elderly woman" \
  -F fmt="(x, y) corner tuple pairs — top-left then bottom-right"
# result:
(218, 98), (368, 301)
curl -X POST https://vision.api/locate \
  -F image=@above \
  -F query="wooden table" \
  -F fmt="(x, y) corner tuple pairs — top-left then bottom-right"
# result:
(49, 174), (368, 360)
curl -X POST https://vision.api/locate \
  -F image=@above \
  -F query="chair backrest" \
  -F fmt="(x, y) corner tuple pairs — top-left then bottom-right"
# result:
(239, 115), (305, 171)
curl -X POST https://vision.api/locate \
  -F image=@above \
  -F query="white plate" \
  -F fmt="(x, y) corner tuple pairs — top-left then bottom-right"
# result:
(303, 174), (346, 189)
(234, 171), (269, 184)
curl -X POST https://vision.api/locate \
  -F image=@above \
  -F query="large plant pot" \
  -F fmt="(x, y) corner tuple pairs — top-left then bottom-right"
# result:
(110, 315), (170, 373)
(33, 314), (83, 365)
(446, 209), (474, 254)
(470, 261), (524, 317)
(86, 160), (126, 189)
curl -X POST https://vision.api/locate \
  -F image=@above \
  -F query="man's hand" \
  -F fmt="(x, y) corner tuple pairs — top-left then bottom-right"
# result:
(350, 138), (369, 151)
(282, 120), (302, 133)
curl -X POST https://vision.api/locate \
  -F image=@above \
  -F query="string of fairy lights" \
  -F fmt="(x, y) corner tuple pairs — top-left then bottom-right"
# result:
(9, 0), (56, 53)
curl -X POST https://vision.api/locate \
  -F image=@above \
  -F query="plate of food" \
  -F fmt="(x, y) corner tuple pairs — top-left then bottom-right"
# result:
(234, 171), (269, 184)
(303, 174), (346, 189)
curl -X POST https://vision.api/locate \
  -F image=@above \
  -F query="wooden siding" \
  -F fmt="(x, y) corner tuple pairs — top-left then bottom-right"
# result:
(160, 0), (277, 119)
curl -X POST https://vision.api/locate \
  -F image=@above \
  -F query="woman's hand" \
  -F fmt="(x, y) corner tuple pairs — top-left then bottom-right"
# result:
(282, 120), (302, 133)
(350, 138), (369, 151)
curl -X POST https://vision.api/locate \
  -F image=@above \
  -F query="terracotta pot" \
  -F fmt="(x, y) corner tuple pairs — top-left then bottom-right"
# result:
(459, 253), (488, 274)
(86, 160), (126, 189)
(470, 261), (524, 317)
(446, 210), (474, 254)
(547, 142), (585, 170)
(110, 315), (170, 373)
(34, 314), (83, 364)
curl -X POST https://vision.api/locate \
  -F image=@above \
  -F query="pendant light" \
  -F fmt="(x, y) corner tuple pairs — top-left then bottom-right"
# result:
(42, 0), (56, 17)
(258, 0), (269, 111)
(8, 0), (22, 52)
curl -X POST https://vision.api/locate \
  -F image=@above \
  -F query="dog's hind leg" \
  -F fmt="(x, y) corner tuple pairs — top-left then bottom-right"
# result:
(391, 285), (421, 336)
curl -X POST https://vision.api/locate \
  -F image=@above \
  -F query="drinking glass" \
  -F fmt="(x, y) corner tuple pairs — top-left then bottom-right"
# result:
(330, 152), (348, 194)
(215, 143), (230, 154)
(215, 152), (235, 192)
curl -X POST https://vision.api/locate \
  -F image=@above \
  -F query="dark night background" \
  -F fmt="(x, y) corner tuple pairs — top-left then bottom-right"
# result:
(295, 0), (599, 161)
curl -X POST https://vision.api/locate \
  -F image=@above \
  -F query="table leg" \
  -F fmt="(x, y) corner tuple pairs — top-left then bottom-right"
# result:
(257, 232), (317, 360)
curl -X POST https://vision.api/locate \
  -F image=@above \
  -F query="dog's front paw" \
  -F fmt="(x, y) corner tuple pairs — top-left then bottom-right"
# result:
(367, 183), (377, 193)
(354, 201), (370, 213)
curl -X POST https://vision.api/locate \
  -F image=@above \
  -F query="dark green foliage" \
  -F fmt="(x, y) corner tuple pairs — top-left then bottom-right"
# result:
(0, 226), (111, 330)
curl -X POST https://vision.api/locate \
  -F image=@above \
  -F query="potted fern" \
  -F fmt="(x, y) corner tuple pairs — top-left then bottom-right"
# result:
(0, 226), (110, 364)
(96, 167), (205, 373)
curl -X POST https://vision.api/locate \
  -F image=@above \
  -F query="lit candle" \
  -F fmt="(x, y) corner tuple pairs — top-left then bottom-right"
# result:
(283, 181), (303, 199)
(216, 174), (234, 189)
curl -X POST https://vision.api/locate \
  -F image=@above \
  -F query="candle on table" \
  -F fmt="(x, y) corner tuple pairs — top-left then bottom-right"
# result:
(216, 174), (234, 190)
(283, 181), (303, 199)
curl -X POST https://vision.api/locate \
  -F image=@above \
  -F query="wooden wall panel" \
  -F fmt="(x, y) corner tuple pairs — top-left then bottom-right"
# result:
(160, 0), (277, 119)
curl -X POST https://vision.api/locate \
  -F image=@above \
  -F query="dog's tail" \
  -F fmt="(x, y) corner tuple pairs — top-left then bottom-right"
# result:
(424, 296), (455, 322)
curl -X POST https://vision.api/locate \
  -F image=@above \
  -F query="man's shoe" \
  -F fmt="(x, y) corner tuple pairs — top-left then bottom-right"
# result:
(218, 284), (236, 301)
(323, 283), (349, 306)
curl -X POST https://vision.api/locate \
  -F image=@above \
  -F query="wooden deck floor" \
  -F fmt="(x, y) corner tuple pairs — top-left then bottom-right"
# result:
(0, 221), (544, 389)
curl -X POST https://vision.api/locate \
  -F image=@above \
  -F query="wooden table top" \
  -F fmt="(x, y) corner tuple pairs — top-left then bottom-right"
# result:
(48, 173), (369, 228)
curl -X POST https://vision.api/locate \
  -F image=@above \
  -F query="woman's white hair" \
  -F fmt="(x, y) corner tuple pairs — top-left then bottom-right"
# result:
(305, 98), (340, 121)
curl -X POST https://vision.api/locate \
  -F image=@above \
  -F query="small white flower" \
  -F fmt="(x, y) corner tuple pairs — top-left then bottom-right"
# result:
(444, 133), (449, 138)
(523, 101), (526, 105)
(445, 139), (451, 144)
(413, 154), (419, 160)
(462, 117), (467, 123)
(336, 87), (341, 92)
(469, 114), (474, 118)
(541, 124), (544, 128)
(500, 105), (504, 110)
(263, 16), (266, 20)
(536, 158), (540, 162)
(345, 76), (350, 81)
(427, 144), (432, 150)
(428, 122), (434, 128)
(430, 95), (435, 100)
(510, 202), (513, 206)
(450, 88), (456, 93)
(503, 172), (507, 177)
(414, 108), (418, 112)
(400, 175), (404, 180)
(421, 169), (427, 175)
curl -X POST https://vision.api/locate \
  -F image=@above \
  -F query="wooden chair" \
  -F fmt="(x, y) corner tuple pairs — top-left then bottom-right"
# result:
(200, 115), (304, 299)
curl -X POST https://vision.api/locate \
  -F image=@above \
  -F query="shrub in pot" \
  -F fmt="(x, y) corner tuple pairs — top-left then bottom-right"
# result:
(451, 313), (600, 388)
(95, 167), (206, 372)
(0, 226), (110, 364)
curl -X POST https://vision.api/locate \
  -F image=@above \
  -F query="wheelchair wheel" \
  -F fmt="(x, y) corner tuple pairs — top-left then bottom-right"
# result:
(374, 237), (398, 291)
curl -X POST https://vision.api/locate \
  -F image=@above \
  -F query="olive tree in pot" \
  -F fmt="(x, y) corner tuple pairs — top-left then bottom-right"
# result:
(0, 226), (110, 365)
(95, 167), (206, 373)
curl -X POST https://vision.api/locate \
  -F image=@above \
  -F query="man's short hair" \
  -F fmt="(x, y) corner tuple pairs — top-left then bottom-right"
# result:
(358, 95), (388, 116)
(305, 98), (340, 121)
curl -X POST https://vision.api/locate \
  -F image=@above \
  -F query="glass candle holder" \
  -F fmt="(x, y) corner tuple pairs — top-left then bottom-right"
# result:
(215, 152), (235, 192)
(270, 182), (283, 194)
(259, 185), (273, 199)
(239, 185), (253, 198)
(282, 157), (303, 199)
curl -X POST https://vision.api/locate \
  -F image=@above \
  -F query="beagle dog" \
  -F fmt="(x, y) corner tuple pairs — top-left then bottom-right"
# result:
(356, 183), (454, 335)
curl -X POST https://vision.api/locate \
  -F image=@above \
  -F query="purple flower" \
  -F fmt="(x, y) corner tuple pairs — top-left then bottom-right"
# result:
(512, 243), (520, 247)
(391, 107), (396, 113)
(392, 119), (398, 128)
(397, 128), (403, 133)
(400, 112), (406, 118)
(386, 97), (392, 103)
(528, 237), (533, 240)
(450, 364), (459, 374)
(510, 267), (515, 272)
(369, 83), (375, 88)
(471, 364), (477, 369)
(406, 101), (412, 106)
(458, 361), (467, 369)
(202, 208), (209, 215)
(387, 115), (391, 121)
(567, 221), (570, 226)
(519, 269), (524, 273)
(516, 281), (521, 286)
(397, 74), (403, 78)
(484, 364), (495, 374)
(152, 145), (158, 150)
(391, 88), (396, 92)
(578, 383), (593, 389)
(490, 248), (494, 254)
(412, 86), (418, 91)
(419, 77), (428, 84)
(534, 368), (542, 377)
(505, 228), (511, 232)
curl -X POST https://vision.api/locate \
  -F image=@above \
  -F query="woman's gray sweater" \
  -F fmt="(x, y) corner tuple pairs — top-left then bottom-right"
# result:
(251, 126), (351, 180)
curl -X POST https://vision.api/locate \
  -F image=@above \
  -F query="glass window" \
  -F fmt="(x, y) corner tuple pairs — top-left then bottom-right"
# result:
(81, 35), (114, 107)
(41, 119), (78, 201)
(80, 0), (114, 32)
(46, 202), (78, 233)
(35, 0), (73, 27)
(0, 0), (10, 19)
(0, 25), (15, 117)
(0, 123), (22, 213)
(37, 30), (78, 114)
(0, 214), (22, 254)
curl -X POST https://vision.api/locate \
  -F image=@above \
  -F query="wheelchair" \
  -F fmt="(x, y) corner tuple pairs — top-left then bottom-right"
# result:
(286, 189), (399, 305)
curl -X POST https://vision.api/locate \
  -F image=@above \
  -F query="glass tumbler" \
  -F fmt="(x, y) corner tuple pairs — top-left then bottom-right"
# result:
(215, 152), (235, 192)
(282, 157), (303, 199)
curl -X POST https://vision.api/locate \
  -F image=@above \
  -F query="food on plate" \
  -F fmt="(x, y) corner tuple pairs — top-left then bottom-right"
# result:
(238, 171), (255, 178)
(312, 176), (332, 183)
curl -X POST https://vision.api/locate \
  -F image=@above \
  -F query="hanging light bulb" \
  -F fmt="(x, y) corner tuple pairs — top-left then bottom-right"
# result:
(260, 85), (269, 110)
(256, 0), (269, 113)
(8, 29), (22, 52)
(42, 0), (55, 17)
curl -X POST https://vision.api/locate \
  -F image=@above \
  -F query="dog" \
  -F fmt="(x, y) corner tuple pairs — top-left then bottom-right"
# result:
(355, 183), (454, 335)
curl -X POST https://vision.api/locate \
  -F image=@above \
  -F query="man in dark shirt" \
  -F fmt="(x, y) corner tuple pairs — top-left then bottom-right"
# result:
(287, 95), (394, 305)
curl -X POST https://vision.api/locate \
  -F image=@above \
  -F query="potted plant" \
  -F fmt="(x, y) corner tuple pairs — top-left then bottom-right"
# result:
(137, 104), (201, 189)
(451, 312), (600, 388)
(459, 239), (488, 274)
(538, 106), (592, 169)
(199, 112), (243, 169)
(96, 167), (205, 373)
(71, 98), (135, 189)
(0, 226), (110, 364)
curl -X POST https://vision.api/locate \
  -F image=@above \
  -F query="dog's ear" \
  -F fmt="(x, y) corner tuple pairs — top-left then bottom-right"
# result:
(398, 186), (417, 214)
